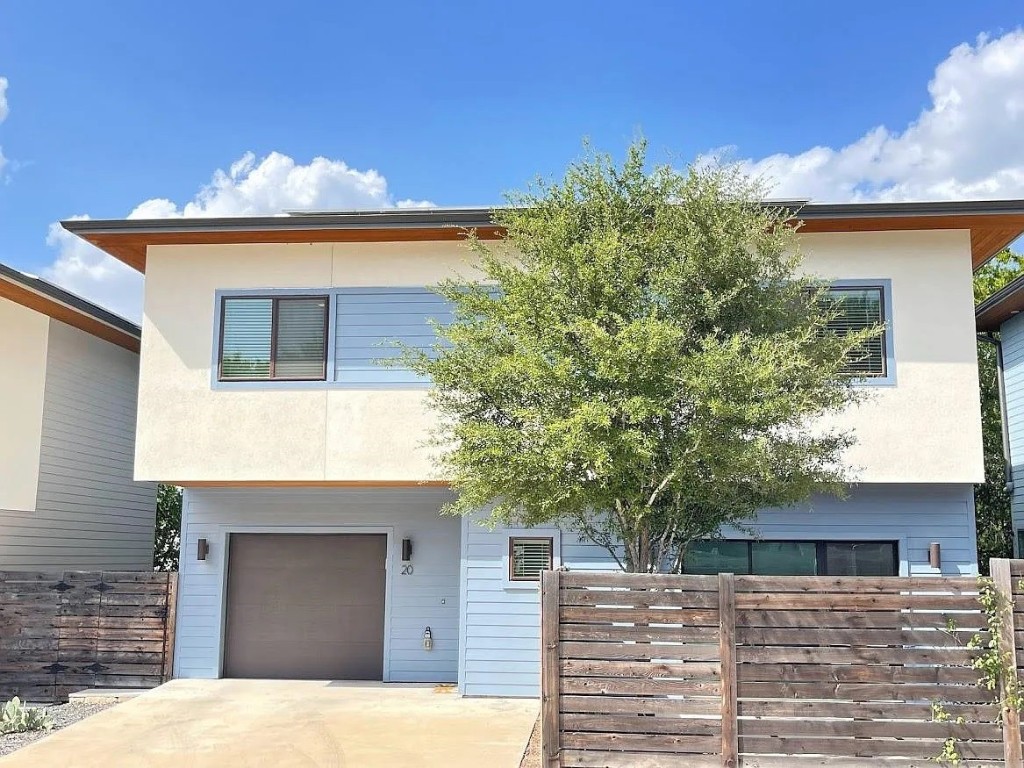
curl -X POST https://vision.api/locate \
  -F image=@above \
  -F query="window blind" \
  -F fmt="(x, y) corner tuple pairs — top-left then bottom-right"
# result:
(822, 287), (885, 377)
(220, 298), (273, 379)
(510, 538), (554, 581)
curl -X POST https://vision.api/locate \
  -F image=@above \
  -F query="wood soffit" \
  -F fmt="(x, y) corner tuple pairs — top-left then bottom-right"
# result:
(73, 215), (1024, 275)
(0, 276), (140, 352)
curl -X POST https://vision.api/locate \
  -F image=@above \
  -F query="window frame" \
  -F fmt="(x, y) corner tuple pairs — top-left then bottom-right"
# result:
(508, 536), (555, 582)
(501, 528), (561, 590)
(683, 539), (900, 577)
(822, 279), (896, 387)
(217, 293), (330, 383)
(211, 287), (443, 391)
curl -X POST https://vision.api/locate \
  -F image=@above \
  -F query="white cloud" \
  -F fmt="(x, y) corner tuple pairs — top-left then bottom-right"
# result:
(0, 76), (9, 177)
(45, 152), (434, 321)
(0, 77), (8, 124)
(721, 30), (1024, 202)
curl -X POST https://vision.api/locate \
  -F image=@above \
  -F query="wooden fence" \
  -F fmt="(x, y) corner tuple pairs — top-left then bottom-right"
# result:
(0, 571), (178, 702)
(541, 561), (1024, 767)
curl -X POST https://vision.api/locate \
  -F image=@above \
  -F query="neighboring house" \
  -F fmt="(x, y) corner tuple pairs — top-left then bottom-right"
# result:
(0, 262), (157, 571)
(63, 201), (1024, 697)
(976, 271), (1024, 557)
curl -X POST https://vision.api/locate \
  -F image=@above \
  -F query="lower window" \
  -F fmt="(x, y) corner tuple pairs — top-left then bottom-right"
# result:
(684, 540), (898, 576)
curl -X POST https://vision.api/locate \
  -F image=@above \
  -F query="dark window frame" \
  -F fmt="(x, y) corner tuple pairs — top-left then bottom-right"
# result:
(822, 284), (888, 378)
(683, 539), (899, 577)
(217, 294), (330, 382)
(508, 536), (555, 582)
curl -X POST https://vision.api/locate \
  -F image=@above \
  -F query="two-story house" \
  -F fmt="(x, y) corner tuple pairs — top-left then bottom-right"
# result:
(0, 261), (157, 570)
(63, 201), (1024, 697)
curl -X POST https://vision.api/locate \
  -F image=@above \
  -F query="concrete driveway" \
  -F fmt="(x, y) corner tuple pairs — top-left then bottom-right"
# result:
(0, 680), (538, 768)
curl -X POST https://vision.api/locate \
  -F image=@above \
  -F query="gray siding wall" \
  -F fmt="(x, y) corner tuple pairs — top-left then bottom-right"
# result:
(0, 320), (156, 570)
(1001, 311), (1024, 549)
(459, 483), (979, 697)
(174, 486), (461, 683)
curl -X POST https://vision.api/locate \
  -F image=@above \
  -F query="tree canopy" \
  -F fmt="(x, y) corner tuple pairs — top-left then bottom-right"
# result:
(408, 140), (883, 572)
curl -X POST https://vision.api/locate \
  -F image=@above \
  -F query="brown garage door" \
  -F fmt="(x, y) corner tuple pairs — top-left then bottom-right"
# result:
(223, 533), (387, 680)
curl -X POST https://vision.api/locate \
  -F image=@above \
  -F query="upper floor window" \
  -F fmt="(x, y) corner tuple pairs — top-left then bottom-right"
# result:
(822, 286), (887, 378)
(218, 296), (329, 381)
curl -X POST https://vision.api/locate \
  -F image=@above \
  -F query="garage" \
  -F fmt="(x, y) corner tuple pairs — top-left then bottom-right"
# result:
(223, 533), (387, 680)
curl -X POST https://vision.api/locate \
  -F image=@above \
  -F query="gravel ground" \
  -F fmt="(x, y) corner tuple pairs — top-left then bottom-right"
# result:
(0, 699), (119, 757)
(519, 717), (540, 768)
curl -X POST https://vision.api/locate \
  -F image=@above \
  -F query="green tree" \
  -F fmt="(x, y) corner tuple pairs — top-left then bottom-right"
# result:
(974, 249), (1024, 569)
(154, 484), (182, 571)
(407, 140), (882, 573)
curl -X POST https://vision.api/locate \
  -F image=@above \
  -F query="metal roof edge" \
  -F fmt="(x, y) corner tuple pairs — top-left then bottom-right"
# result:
(0, 261), (140, 337)
(61, 199), (1024, 237)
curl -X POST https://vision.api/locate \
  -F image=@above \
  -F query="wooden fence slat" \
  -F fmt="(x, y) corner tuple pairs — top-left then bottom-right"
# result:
(737, 662), (979, 685)
(733, 575), (982, 593)
(561, 676), (721, 697)
(718, 572), (737, 768)
(560, 607), (720, 626)
(560, 590), (718, 609)
(560, 695), (721, 717)
(560, 750), (720, 767)
(560, 713), (721, 736)
(561, 640), (720, 662)
(559, 572), (717, 590)
(541, 569), (561, 768)
(559, 659), (720, 679)
(735, 592), (984, 611)
(736, 680), (998, 702)
(991, 558), (1024, 767)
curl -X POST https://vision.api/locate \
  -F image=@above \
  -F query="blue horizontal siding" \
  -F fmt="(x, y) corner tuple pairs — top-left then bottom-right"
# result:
(459, 484), (979, 697)
(1001, 312), (1024, 549)
(334, 288), (451, 385)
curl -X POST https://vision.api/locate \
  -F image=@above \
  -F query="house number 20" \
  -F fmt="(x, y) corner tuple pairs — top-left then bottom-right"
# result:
(401, 564), (414, 575)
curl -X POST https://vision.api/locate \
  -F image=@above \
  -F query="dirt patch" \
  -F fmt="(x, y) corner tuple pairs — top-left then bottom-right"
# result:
(519, 716), (540, 768)
(0, 699), (119, 757)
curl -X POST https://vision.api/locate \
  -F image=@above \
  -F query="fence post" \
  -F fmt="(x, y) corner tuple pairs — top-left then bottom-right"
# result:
(162, 572), (179, 682)
(541, 569), (561, 767)
(719, 572), (738, 768)
(990, 558), (1023, 766)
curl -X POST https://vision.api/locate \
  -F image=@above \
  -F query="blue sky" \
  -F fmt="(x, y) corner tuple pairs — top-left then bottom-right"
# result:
(1, 2), (1022, 319)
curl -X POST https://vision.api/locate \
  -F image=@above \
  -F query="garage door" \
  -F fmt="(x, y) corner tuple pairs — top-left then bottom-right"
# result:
(223, 533), (387, 680)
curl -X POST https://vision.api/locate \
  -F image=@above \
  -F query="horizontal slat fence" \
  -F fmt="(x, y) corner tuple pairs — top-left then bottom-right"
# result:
(543, 561), (1024, 767)
(0, 570), (177, 702)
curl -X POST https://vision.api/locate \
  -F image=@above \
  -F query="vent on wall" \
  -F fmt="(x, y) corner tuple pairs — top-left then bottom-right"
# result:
(509, 537), (554, 581)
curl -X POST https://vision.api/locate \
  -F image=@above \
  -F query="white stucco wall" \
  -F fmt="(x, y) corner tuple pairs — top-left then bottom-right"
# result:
(0, 297), (49, 511)
(135, 230), (982, 484)
(799, 230), (983, 483)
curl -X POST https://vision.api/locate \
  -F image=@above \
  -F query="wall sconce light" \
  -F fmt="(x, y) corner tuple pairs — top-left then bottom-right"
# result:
(402, 538), (413, 562)
(197, 538), (209, 561)
(928, 542), (941, 569)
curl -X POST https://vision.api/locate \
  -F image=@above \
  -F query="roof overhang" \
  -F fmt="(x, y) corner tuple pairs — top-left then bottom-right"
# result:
(976, 273), (1024, 332)
(0, 263), (140, 352)
(62, 200), (1024, 275)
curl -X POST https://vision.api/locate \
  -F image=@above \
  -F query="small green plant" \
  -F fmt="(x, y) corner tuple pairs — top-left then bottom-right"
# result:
(931, 575), (1024, 764)
(933, 736), (962, 766)
(0, 696), (52, 735)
